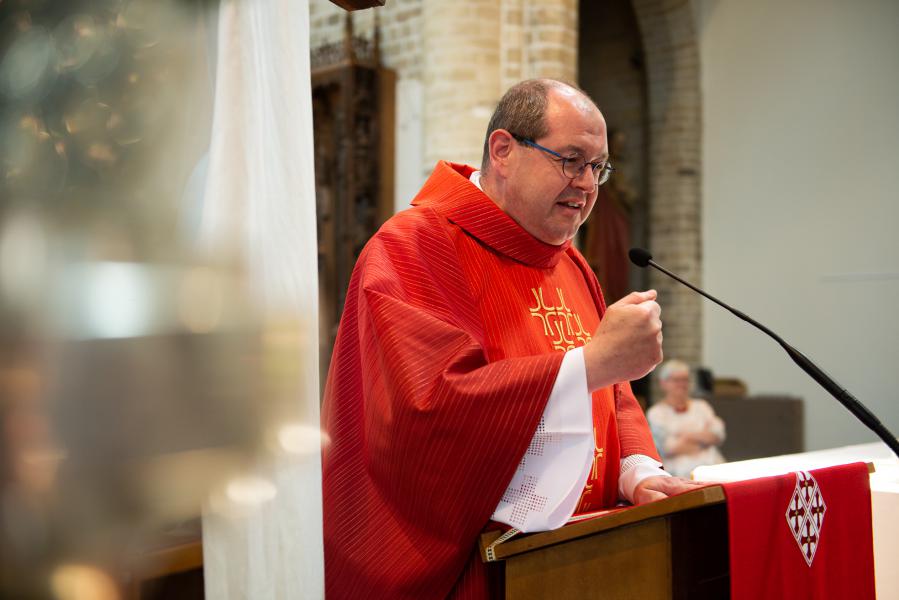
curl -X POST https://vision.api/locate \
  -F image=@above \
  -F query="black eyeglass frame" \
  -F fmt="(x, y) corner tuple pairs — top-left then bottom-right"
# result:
(510, 133), (615, 186)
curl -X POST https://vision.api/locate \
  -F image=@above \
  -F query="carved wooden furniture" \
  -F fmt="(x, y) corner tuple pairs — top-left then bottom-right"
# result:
(313, 16), (395, 380)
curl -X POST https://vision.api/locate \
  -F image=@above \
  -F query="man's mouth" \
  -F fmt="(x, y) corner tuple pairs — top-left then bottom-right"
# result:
(557, 200), (584, 210)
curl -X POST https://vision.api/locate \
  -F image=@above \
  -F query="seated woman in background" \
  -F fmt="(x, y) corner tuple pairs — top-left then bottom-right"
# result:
(647, 360), (726, 478)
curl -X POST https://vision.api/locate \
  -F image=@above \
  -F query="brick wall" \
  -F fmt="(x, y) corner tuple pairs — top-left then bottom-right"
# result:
(421, 0), (502, 168)
(524, 0), (579, 82)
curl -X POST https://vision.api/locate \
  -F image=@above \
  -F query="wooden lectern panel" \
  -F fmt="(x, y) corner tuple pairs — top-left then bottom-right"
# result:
(481, 486), (729, 599)
(506, 519), (672, 599)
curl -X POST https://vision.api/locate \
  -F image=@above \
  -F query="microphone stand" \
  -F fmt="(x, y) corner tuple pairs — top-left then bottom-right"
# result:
(644, 256), (899, 458)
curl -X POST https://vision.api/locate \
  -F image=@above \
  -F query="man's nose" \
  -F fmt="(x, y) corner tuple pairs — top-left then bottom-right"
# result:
(570, 166), (596, 192)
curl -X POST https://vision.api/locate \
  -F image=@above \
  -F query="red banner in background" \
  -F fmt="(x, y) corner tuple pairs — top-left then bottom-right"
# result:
(722, 462), (875, 600)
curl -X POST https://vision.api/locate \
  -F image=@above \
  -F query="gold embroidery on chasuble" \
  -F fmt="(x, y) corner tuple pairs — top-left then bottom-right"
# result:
(528, 287), (592, 351)
(591, 434), (605, 480)
(579, 426), (606, 496)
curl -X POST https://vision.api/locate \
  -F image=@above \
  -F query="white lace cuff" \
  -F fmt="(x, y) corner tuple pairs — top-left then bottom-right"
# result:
(618, 454), (670, 503)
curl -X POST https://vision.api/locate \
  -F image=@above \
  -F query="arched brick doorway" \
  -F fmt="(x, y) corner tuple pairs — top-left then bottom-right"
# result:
(578, 0), (702, 383)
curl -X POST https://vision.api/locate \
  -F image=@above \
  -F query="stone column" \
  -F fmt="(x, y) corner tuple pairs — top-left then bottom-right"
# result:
(421, 0), (503, 169)
(523, 0), (578, 82)
(632, 0), (703, 369)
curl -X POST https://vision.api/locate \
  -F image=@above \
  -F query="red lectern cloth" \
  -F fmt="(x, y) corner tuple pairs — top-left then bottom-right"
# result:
(722, 462), (875, 600)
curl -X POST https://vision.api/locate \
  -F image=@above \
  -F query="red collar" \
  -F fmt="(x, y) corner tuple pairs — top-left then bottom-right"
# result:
(411, 161), (572, 269)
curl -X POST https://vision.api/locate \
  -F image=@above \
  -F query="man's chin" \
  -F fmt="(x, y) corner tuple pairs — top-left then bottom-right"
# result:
(531, 219), (582, 245)
(544, 232), (578, 246)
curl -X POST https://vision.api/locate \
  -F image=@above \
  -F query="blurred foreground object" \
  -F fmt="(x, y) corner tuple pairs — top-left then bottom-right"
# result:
(0, 261), (278, 598)
(0, 0), (320, 597)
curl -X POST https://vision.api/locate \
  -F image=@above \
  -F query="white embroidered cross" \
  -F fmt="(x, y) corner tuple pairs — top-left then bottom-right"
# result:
(785, 471), (827, 567)
(501, 474), (548, 527)
(526, 417), (563, 456)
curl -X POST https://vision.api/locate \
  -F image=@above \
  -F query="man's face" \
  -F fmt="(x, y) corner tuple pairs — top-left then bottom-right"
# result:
(501, 89), (608, 245)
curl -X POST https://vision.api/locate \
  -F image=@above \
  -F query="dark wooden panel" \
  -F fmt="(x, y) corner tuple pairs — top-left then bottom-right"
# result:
(671, 505), (730, 600)
(313, 56), (396, 386)
(707, 395), (804, 461)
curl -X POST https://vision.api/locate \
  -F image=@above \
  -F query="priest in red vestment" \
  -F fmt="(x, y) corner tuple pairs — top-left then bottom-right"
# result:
(321, 79), (704, 599)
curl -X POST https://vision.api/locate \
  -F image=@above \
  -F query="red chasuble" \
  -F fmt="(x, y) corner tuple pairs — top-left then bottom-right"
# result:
(321, 161), (659, 599)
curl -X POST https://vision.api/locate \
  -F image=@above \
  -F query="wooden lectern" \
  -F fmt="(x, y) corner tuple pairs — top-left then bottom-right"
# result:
(479, 486), (730, 600)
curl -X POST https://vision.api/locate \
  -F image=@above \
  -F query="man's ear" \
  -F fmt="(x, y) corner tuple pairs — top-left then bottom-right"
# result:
(488, 129), (516, 176)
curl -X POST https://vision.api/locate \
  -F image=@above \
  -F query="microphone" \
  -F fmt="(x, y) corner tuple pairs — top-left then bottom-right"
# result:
(629, 247), (899, 457)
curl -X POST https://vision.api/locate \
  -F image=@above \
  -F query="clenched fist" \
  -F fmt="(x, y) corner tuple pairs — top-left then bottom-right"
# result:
(583, 290), (663, 391)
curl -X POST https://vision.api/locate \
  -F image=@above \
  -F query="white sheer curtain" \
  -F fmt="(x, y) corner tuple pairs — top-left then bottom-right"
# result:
(198, 0), (323, 597)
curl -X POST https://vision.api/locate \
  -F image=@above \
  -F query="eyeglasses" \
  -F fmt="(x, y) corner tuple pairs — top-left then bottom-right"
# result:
(666, 374), (690, 382)
(511, 133), (615, 186)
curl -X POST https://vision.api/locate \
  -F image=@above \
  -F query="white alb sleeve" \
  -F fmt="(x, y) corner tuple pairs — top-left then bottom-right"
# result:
(491, 347), (594, 533)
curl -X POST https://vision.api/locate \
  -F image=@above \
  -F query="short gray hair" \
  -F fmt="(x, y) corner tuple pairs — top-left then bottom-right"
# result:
(658, 359), (690, 382)
(479, 79), (594, 173)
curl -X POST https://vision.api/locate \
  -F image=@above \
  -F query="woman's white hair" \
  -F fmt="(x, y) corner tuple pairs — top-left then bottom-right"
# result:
(658, 359), (690, 382)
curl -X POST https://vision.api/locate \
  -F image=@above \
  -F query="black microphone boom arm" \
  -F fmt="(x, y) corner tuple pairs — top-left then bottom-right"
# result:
(629, 247), (899, 457)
